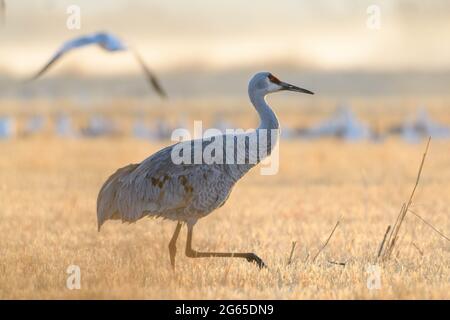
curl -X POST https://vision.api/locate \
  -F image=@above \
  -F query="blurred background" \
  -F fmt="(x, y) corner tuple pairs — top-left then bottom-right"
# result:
(1, 1), (450, 300)
(1, 0), (450, 141)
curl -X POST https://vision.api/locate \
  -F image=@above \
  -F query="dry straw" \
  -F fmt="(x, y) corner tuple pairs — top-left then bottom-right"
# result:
(377, 137), (431, 262)
(312, 220), (340, 263)
(408, 209), (450, 242)
(287, 241), (297, 266)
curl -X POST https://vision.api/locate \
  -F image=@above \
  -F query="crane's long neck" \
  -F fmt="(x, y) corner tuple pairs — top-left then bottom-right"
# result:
(249, 90), (280, 131)
(248, 89), (280, 160)
(222, 89), (280, 182)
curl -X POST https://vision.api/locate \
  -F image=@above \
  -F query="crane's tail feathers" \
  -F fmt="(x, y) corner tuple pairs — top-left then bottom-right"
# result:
(97, 163), (139, 231)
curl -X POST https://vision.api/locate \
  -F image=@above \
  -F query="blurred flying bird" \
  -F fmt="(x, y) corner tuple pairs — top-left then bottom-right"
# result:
(29, 31), (167, 98)
(97, 72), (313, 269)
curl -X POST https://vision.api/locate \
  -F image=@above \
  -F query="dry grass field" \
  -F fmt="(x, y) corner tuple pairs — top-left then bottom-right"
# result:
(0, 124), (449, 299)
(2, 0), (450, 301)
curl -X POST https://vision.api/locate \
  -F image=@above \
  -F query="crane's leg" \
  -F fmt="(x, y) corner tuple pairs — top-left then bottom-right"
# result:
(185, 224), (266, 269)
(169, 222), (183, 269)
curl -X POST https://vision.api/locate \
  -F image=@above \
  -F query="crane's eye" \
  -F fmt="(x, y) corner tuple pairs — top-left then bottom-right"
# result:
(268, 74), (281, 84)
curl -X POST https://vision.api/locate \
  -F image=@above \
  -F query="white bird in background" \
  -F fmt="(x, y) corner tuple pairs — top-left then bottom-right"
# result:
(23, 115), (46, 136)
(401, 107), (450, 143)
(29, 31), (167, 98)
(0, 116), (15, 139)
(132, 117), (153, 140)
(306, 105), (371, 141)
(81, 115), (117, 137)
(55, 114), (76, 138)
(97, 72), (313, 269)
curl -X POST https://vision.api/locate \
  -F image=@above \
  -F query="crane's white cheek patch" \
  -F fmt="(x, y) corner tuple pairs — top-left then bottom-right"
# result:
(267, 81), (281, 92)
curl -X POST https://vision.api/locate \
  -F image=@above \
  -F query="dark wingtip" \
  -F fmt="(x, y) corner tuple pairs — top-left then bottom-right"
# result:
(157, 90), (168, 99)
(24, 73), (40, 84)
(132, 49), (168, 100)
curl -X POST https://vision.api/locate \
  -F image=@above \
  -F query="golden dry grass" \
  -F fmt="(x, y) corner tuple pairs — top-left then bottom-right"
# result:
(0, 134), (449, 299)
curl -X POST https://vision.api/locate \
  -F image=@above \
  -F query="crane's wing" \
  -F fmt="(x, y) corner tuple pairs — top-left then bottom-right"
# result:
(97, 140), (229, 229)
(98, 144), (193, 228)
(29, 32), (127, 80)
(132, 50), (167, 98)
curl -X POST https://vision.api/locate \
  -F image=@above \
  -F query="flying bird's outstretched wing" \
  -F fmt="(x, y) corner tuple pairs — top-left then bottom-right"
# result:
(29, 31), (167, 98)
(29, 32), (127, 80)
(132, 50), (167, 98)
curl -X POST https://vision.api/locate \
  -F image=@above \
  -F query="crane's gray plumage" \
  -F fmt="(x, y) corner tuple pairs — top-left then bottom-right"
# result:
(98, 136), (266, 230)
(97, 72), (313, 268)
(30, 31), (167, 98)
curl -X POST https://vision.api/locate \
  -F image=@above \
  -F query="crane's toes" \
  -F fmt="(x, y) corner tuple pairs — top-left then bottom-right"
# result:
(245, 253), (267, 269)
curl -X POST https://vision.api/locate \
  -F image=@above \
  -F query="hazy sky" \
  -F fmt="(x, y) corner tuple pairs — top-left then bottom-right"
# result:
(1, 0), (450, 76)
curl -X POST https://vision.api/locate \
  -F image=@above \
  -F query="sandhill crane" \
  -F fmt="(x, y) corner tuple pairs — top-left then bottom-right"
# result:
(132, 116), (153, 140)
(55, 114), (76, 138)
(81, 115), (118, 138)
(29, 31), (167, 98)
(132, 115), (180, 141)
(0, 116), (15, 139)
(23, 115), (46, 137)
(97, 72), (313, 269)
(305, 105), (371, 141)
(400, 107), (450, 143)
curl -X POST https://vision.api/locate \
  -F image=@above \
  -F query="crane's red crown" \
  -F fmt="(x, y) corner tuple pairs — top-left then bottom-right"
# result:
(268, 74), (281, 84)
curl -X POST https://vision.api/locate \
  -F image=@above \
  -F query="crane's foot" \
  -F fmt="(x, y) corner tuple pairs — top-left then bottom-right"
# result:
(245, 253), (267, 269)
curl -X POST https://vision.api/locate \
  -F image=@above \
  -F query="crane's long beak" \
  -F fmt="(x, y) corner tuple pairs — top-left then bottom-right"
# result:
(280, 81), (314, 95)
